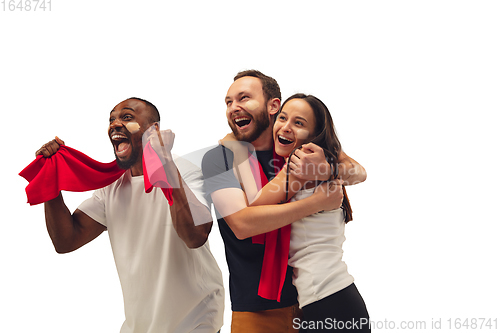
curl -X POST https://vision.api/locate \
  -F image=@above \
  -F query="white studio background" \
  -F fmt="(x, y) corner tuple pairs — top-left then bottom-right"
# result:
(2, 1), (499, 332)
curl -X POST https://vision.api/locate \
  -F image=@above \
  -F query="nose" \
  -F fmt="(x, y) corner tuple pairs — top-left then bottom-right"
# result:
(227, 100), (243, 115)
(109, 118), (124, 129)
(282, 120), (292, 132)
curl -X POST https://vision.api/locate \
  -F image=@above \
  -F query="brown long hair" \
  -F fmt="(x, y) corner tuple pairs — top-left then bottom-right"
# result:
(280, 93), (353, 223)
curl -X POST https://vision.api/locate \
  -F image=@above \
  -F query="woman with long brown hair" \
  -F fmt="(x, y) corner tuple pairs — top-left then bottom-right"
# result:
(238, 93), (370, 332)
(274, 94), (369, 332)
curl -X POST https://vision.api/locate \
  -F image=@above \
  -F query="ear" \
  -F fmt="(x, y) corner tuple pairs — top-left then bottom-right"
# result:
(268, 98), (281, 116)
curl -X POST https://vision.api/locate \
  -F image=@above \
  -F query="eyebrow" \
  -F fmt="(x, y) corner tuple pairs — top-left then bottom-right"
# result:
(280, 111), (309, 123)
(225, 91), (249, 102)
(110, 107), (136, 115)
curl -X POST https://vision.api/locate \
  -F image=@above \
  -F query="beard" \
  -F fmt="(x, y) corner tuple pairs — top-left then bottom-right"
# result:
(228, 107), (270, 143)
(114, 143), (141, 170)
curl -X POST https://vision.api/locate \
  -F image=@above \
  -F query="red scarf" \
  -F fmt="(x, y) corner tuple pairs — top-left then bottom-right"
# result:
(142, 141), (174, 205)
(248, 151), (290, 302)
(20, 144), (173, 205)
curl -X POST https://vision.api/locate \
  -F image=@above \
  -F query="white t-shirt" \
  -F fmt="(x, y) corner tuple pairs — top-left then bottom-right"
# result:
(289, 187), (354, 308)
(78, 156), (224, 333)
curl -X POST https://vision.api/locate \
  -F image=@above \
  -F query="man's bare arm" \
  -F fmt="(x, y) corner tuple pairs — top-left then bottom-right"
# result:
(148, 128), (213, 249)
(337, 150), (367, 185)
(37, 137), (106, 253)
(45, 194), (106, 253)
(212, 180), (343, 240)
(288, 143), (367, 185)
(234, 142), (366, 207)
(168, 168), (213, 249)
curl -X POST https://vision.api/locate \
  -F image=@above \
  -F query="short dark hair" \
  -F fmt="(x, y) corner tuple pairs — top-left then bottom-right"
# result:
(129, 97), (160, 123)
(234, 70), (281, 102)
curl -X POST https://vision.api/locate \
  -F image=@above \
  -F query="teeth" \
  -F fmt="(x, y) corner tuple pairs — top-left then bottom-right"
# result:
(111, 134), (127, 140)
(235, 117), (250, 123)
(279, 135), (294, 144)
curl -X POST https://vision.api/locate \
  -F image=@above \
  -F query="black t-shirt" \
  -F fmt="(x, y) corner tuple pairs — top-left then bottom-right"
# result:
(201, 145), (298, 311)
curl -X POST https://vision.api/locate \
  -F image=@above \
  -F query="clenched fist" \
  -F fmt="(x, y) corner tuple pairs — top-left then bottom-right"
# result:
(35, 136), (65, 157)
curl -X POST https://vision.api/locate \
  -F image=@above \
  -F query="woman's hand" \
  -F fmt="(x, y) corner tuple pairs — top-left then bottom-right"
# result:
(218, 132), (237, 146)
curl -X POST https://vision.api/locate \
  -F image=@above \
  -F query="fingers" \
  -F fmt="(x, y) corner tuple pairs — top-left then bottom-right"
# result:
(55, 136), (65, 146)
(319, 179), (343, 191)
(293, 149), (306, 159)
(288, 150), (320, 178)
(220, 132), (236, 142)
(287, 154), (300, 175)
(148, 127), (175, 153)
(314, 179), (344, 211)
(300, 142), (323, 153)
(155, 125), (164, 147)
(290, 144), (332, 181)
(219, 133), (238, 146)
(162, 129), (175, 147)
(315, 179), (344, 195)
(288, 154), (300, 166)
(155, 128), (175, 149)
(294, 145), (325, 163)
(329, 179), (344, 186)
(36, 137), (63, 157)
(328, 179), (344, 194)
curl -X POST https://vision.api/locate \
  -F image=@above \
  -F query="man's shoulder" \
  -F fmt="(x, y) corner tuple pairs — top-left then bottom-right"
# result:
(201, 145), (234, 172)
(203, 144), (231, 160)
(201, 145), (241, 194)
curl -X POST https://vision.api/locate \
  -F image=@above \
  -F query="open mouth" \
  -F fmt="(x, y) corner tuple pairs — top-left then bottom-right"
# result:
(278, 135), (294, 145)
(111, 132), (131, 158)
(234, 116), (252, 128)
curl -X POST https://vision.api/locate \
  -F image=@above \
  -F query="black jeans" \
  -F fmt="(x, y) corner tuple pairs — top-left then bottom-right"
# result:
(300, 284), (370, 332)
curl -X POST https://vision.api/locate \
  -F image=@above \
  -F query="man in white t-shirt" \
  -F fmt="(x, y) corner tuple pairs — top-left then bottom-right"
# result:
(36, 98), (224, 333)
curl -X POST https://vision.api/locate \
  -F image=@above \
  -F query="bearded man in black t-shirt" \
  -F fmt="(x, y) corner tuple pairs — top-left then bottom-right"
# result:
(202, 70), (366, 333)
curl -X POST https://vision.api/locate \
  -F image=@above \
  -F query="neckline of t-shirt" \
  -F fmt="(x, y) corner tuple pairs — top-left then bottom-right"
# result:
(127, 170), (144, 182)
